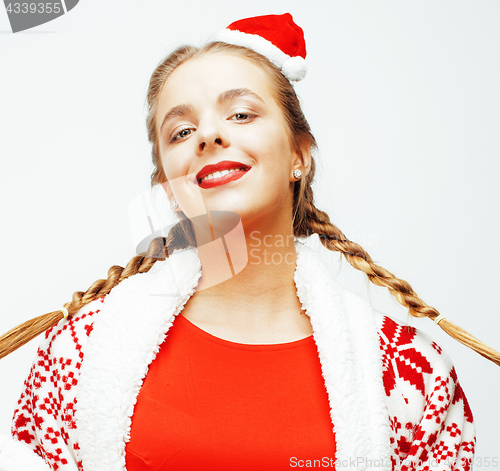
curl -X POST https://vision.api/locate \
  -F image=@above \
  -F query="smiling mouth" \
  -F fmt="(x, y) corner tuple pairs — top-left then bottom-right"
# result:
(199, 167), (246, 183)
(196, 160), (251, 189)
(198, 167), (250, 189)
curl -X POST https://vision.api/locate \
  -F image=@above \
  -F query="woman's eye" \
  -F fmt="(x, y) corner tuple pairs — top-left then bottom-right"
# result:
(170, 127), (193, 143)
(230, 112), (256, 122)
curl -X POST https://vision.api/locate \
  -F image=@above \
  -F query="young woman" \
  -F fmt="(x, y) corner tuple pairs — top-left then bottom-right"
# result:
(0, 13), (497, 471)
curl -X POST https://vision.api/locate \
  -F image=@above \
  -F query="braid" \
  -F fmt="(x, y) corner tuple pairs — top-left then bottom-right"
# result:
(0, 220), (195, 360)
(298, 200), (500, 366)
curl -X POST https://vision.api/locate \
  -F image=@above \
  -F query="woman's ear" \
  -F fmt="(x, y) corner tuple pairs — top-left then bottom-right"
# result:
(292, 135), (312, 177)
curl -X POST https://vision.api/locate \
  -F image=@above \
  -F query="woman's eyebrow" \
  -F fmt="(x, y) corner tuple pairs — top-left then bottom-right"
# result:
(160, 89), (263, 134)
(217, 88), (264, 105)
(160, 104), (194, 134)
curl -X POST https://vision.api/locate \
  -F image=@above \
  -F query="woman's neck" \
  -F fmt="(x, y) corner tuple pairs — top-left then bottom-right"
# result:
(182, 217), (312, 342)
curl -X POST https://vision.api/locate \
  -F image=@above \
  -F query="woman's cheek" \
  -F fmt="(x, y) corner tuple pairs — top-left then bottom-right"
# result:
(161, 149), (184, 180)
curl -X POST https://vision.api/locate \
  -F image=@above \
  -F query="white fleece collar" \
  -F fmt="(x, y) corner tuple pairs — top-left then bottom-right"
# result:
(76, 240), (392, 471)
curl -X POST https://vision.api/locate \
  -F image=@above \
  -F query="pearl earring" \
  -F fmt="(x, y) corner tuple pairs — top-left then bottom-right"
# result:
(293, 169), (302, 179)
(172, 200), (178, 209)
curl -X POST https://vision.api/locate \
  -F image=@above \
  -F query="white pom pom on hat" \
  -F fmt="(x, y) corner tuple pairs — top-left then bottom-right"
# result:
(213, 13), (308, 82)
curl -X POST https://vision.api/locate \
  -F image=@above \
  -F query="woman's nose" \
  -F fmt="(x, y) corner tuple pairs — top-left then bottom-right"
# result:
(200, 137), (222, 152)
(197, 121), (230, 154)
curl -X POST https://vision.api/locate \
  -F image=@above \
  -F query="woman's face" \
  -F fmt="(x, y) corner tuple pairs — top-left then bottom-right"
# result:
(155, 52), (305, 230)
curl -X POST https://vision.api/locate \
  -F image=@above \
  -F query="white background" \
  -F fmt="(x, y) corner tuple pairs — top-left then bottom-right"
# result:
(1, 0), (499, 462)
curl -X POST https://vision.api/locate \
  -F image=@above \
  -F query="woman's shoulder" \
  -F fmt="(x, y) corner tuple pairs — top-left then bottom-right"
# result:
(372, 310), (474, 425)
(372, 310), (455, 378)
(375, 311), (475, 469)
(372, 310), (459, 398)
(371, 314), (475, 464)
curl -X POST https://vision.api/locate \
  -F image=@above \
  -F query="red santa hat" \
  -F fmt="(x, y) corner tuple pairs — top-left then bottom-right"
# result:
(213, 13), (307, 82)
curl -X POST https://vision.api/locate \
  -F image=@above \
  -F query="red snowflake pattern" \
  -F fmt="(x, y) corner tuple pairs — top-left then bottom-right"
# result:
(379, 316), (475, 470)
(379, 317), (433, 396)
(11, 300), (103, 469)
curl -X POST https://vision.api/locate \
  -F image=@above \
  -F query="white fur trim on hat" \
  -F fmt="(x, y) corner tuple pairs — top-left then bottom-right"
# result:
(212, 28), (307, 82)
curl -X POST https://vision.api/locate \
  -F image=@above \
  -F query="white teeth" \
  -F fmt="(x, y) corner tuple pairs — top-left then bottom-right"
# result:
(200, 167), (246, 183)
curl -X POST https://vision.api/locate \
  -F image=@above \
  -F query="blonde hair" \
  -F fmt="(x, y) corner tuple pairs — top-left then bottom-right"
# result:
(1, 42), (499, 367)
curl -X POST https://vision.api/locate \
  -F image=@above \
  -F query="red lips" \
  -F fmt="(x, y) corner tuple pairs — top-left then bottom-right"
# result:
(196, 160), (251, 189)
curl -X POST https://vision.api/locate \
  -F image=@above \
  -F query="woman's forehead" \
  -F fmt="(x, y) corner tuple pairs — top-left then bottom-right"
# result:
(157, 52), (274, 111)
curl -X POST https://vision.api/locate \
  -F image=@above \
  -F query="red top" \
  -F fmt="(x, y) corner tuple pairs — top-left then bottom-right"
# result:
(125, 313), (336, 471)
